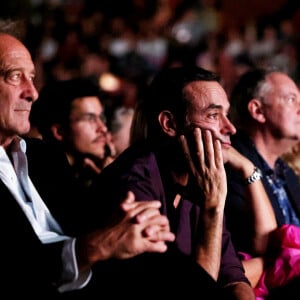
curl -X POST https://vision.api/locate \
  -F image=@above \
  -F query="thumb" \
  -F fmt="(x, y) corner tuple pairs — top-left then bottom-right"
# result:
(123, 191), (135, 204)
(120, 191), (136, 211)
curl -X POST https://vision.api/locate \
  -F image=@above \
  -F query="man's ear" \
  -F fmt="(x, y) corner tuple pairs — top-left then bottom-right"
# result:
(51, 124), (65, 141)
(248, 99), (266, 123)
(158, 110), (177, 136)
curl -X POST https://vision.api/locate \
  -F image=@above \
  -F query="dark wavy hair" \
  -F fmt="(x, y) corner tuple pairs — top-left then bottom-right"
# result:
(30, 76), (103, 143)
(131, 66), (220, 146)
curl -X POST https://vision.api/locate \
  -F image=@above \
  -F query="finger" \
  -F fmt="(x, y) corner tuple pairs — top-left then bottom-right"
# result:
(180, 134), (197, 175)
(202, 129), (214, 168)
(141, 213), (170, 231)
(121, 200), (162, 219)
(83, 158), (102, 174)
(193, 127), (205, 168)
(144, 226), (175, 243)
(135, 206), (164, 223)
(121, 191), (136, 205)
(213, 138), (223, 168)
(144, 241), (169, 253)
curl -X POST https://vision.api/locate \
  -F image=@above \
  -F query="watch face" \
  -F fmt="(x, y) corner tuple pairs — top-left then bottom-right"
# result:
(256, 168), (262, 176)
(253, 172), (260, 180)
(246, 167), (262, 184)
(253, 168), (262, 179)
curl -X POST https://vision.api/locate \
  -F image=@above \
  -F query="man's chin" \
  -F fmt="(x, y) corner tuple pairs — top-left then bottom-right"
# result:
(19, 126), (31, 136)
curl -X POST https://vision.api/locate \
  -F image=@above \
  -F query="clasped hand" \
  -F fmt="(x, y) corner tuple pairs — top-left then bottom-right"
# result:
(76, 191), (175, 270)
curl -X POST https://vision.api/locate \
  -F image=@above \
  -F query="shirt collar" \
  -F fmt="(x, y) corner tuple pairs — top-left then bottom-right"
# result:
(9, 136), (27, 153)
(262, 158), (287, 180)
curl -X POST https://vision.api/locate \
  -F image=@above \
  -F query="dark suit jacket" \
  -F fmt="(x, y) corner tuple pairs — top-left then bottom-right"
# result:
(225, 131), (300, 253)
(89, 141), (250, 296)
(0, 138), (73, 298)
(1, 137), (107, 298)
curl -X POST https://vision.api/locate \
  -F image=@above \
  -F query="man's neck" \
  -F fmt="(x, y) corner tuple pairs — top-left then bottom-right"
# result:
(252, 132), (295, 169)
(1, 135), (17, 150)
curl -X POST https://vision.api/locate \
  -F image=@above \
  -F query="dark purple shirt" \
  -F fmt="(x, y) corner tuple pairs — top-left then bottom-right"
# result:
(93, 143), (250, 287)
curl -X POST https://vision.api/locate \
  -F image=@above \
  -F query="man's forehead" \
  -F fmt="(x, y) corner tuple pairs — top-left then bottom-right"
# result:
(0, 49), (34, 72)
(185, 81), (228, 102)
(185, 80), (223, 93)
(2, 47), (32, 60)
(0, 35), (31, 59)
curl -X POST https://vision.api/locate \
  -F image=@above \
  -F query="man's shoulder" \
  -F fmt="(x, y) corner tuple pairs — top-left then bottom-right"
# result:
(24, 136), (46, 149)
(102, 142), (158, 176)
(24, 137), (66, 160)
(90, 142), (164, 202)
(24, 137), (72, 184)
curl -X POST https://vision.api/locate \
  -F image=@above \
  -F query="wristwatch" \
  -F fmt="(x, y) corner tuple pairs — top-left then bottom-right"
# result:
(245, 167), (263, 185)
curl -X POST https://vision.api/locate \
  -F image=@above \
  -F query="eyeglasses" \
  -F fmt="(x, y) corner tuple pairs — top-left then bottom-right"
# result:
(69, 113), (107, 125)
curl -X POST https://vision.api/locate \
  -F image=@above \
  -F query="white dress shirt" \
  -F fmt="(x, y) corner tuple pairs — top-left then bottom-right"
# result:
(0, 137), (91, 292)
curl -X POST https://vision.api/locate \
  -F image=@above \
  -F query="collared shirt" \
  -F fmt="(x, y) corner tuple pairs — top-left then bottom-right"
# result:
(0, 137), (91, 292)
(94, 142), (251, 286)
(263, 158), (300, 227)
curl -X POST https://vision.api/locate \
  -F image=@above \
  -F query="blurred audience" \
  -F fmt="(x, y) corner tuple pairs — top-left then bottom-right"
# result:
(2, 0), (298, 95)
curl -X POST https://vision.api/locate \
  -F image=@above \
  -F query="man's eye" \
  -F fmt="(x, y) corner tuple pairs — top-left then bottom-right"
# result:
(208, 113), (219, 119)
(287, 96), (296, 103)
(86, 114), (97, 122)
(7, 71), (21, 80)
(5, 70), (22, 84)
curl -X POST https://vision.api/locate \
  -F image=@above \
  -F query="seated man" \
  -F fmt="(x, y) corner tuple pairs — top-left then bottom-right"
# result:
(225, 68), (300, 298)
(89, 66), (256, 299)
(29, 76), (115, 187)
(0, 29), (175, 298)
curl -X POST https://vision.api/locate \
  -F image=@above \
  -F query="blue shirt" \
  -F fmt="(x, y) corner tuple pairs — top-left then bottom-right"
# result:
(264, 159), (300, 227)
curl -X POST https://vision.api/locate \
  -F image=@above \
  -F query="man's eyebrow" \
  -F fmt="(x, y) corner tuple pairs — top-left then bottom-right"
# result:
(0, 67), (12, 75)
(207, 103), (223, 109)
(0, 67), (30, 75)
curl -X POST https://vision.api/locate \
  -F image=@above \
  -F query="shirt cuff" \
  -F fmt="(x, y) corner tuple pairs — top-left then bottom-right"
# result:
(58, 238), (92, 293)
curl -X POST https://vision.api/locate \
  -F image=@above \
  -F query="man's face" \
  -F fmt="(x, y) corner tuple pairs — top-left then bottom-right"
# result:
(66, 96), (108, 159)
(0, 35), (38, 145)
(260, 72), (300, 143)
(183, 80), (236, 162)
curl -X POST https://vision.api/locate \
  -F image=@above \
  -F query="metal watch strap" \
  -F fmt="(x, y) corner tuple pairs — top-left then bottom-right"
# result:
(245, 167), (262, 185)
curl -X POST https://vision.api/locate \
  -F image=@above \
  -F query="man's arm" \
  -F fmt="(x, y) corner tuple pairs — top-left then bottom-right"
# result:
(180, 129), (255, 299)
(225, 146), (277, 287)
(180, 128), (226, 280)
(225, 146), (277, 254)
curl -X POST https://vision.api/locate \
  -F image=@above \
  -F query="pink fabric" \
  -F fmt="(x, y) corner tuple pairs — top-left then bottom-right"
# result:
(240, 224), (300, 300)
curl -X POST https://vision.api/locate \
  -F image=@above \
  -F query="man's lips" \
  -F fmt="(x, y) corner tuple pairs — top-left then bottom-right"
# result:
(220, 141), (231, 149)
